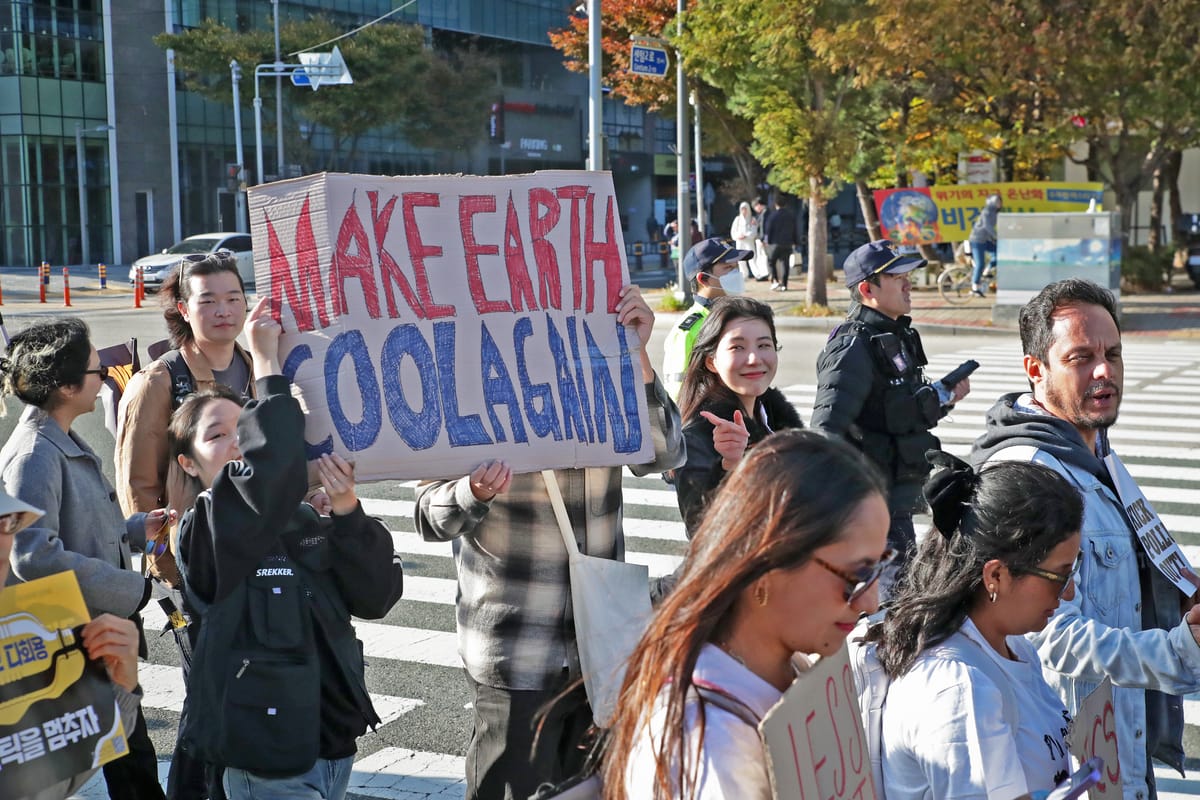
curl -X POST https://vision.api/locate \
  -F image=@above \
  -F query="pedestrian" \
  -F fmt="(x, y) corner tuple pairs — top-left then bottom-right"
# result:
(413, 284), (684, 800)
(751, 197), (770, 281)
(603, 430), (891, 800)
(971, 278), (1200, 799)
(968, 193), (1002, 296)
(174, 298), (404, 800)
(674, 297), (802, 535)
(0, 317), (169, 800)
(858, 454), (1084, 798)
(114, 249), (255, 800)
(729, 202), (759, 279)
(0, 488), (146, 800)
(660, 237), (754, 401)
(762, 195), (796, 291)
(811, 241), (970, 598)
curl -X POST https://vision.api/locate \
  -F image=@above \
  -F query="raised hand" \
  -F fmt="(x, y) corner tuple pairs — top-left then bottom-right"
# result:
(699, 409), (751, 471)
(616, 284), (656, 382)
(469, 460), (513, 502)
(245, 295), (283, 376)
(81, 614), (140, 691)
(315, 453), (358, 516)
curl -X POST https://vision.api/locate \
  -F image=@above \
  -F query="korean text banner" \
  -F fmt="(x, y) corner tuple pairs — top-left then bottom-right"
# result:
(0, 572), (129, 797)
(247, 171), (654, 482)
(874, 182), (1104, 244)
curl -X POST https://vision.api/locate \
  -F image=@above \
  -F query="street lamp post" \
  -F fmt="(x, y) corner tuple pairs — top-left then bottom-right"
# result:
(231, 60), (247, 232)
(271, 0), (284, 176)
(675, 0), (691, 300)
(76, 123), (115, 268)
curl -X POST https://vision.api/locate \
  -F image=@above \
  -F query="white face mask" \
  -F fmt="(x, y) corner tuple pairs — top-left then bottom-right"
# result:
(712, 269), (744, 294)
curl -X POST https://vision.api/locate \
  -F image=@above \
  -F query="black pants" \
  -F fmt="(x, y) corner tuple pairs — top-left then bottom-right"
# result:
(463, 671), (592, 800)
(766, 244), (792, 287)
(102, 705), (166, 800)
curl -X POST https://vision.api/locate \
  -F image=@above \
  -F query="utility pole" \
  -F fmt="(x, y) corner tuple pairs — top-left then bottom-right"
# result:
(587, 0), (602, 171)
(231, 60), (247, 231)
(675, 0), (691, 301)
(272, 0), (284, 177)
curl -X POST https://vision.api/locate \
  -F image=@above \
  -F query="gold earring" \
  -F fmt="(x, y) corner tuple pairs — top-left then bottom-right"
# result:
(755, 581), (768, 607)
(988, 584), (997, 603)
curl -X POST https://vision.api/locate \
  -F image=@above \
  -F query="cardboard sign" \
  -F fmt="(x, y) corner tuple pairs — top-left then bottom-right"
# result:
(872, 182), (1103, 244)
(760, 645), (877, 800)
(1066, 678), (1121, 800)
(0, 572), (129, 796)
(1104, 453), (1199, 595)
(246, 171), (653, 481)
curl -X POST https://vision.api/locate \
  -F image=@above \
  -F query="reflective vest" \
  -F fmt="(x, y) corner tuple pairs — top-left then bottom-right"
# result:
(662, 301), (710, 401)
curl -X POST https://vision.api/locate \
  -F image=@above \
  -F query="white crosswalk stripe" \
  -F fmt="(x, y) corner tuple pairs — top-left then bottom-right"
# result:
(72, 340), (1200, 798)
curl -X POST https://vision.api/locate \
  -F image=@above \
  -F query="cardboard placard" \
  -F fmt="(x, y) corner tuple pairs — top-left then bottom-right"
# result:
(246, 171), (653, 482)
(760, 645), (877, 800)
(0, 572), (129, 796)
(1104, 453), (1199, 595)
(1066, 678), (1121, 800)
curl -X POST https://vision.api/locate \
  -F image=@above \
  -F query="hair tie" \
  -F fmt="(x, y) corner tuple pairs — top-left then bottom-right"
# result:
(923, 450), (979, 539)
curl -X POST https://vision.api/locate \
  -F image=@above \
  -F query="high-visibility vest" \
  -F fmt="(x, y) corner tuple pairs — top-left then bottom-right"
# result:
(661, 301), (710, 401)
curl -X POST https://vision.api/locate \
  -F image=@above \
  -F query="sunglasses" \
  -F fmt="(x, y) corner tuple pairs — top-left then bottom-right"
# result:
(83, 365), (109, 379)
(1020, 551), (1083, 599)
(813, 548), (897, 604)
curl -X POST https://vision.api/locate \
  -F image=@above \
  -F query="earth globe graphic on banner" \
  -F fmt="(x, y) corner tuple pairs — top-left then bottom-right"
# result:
(881, 190), (939, 246)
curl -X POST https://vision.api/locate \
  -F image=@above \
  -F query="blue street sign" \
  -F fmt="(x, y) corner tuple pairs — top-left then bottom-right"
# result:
(629, 43), (669, 77)
(290, 68), (311, 87)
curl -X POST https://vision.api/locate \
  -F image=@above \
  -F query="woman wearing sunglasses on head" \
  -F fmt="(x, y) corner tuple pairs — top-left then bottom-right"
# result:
(861, 453), (1084, 799)
(603, 430), (892, 800)
(0, 318), (172, 800)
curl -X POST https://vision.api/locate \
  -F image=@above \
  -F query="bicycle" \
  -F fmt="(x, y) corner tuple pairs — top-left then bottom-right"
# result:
(936, 255), (995, 305)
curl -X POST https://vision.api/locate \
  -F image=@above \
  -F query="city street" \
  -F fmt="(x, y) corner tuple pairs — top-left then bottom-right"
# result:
(0, 295), (1196, 798)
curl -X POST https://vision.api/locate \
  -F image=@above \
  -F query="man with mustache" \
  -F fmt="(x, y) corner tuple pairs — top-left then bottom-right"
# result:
(972, 278), (1200, 800)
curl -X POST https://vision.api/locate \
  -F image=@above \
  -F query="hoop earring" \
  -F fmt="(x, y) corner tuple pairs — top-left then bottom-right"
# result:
(988, 584), (997, 604)
(755, 581), (768, 607)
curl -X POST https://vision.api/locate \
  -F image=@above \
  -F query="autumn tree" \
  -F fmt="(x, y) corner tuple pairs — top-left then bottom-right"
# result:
(156, 18), (496, 175)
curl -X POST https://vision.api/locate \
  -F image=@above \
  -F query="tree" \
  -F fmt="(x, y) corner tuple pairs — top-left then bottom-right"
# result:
(155, 18), (496, 175)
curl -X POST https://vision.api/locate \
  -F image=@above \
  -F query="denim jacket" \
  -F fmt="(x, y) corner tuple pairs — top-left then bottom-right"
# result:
(986, 443), (1200, 800)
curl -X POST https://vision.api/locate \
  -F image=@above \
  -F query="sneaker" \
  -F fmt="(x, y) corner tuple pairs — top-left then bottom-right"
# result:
(971, 286), (986, 297)
(770, 282), (780, 290)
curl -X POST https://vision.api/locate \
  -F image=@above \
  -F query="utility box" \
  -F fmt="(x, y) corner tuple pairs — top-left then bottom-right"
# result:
(993, 211), (1121, 326)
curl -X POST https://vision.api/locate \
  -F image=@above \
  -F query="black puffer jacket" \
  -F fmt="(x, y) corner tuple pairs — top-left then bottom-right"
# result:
(675, 387), (804, 536)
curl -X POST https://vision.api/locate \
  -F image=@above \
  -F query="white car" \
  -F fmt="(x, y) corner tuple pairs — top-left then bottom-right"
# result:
(128, 232), (255, 290)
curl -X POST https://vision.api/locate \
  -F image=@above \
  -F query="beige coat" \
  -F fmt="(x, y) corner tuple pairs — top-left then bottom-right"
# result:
(114, 340), (254, 515)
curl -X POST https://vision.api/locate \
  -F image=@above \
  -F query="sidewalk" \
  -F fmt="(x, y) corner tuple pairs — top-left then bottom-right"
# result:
(636, 265), (1200, 338)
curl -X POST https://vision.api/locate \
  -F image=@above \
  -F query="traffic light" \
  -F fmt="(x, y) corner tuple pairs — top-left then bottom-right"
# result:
(226, 163), (241, 193)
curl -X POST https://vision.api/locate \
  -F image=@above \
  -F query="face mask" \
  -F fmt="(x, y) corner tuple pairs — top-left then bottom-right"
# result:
(708, 269), (744, 294)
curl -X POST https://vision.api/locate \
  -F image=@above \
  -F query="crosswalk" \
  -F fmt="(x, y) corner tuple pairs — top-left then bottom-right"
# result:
(74, 340), (1200, 799)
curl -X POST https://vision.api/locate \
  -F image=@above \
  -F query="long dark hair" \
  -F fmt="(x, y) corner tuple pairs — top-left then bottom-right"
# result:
(0, 318), (92, 411)
(161, 251), (245, 348)
(866, 458), (1082, 679)
(677, 296), (778, 423)
(600, 430), (887, 800)
(165, 386), (246, 514)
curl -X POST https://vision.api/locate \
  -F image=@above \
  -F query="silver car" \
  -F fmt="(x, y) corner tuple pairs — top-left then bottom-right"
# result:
(128, 232), (255, 290)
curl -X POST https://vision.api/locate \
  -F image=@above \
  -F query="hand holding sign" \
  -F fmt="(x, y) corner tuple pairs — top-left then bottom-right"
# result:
(616, 284), (655, 382)
(80, 614), (140, 692)
(316, 453), (358, 516)
(246, 296), (283, 376)
(469, 460), (513, 502)
(699, 409), (750, 471)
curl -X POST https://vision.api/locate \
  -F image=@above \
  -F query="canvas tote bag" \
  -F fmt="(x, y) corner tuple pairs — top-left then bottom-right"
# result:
(541, 470), (652, 727)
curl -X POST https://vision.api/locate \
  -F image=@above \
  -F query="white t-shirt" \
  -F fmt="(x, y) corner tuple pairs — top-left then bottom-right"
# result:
(623, 644), (785, 799)
(881, 618), (1072, 799)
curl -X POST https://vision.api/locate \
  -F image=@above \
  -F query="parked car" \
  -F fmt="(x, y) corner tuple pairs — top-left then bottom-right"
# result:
(128, 232), (255, 290)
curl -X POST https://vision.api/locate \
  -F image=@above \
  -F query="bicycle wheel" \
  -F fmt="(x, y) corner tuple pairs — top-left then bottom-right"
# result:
(937, 265), (974, 305)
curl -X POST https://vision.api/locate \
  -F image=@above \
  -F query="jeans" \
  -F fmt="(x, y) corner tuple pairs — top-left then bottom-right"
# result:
(971, 240), (997, 286)
(464, 670), (592, 800)
(223, 756), (353, 800)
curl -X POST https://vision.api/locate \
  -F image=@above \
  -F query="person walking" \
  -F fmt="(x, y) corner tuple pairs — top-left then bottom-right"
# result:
(730, 202), (759, 280)
(968, 193), (1002, 296)
(762, 195), (796, 292)
(811, 241), (970, 597)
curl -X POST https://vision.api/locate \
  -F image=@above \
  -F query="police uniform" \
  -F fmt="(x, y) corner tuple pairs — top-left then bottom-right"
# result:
(662, 296), (712, 401)
(811, 303), (946, 573)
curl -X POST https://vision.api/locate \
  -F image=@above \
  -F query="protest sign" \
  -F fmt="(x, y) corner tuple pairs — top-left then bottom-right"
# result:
(1104, 453), (1199, 595)
(247, 171), (653, 481)
(760, 645), (876, 800)
(873, 182), (1103, 244)
(1066, 678), (1121, 800)
(0, 572), (129, 797)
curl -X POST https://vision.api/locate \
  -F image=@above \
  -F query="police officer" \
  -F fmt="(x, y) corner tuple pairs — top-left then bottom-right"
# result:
(662, 237), (755, 400)
(811, 241), (970, 595)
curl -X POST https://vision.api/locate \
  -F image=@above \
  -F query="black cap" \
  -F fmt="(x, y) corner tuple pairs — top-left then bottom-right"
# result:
(683, 237), (755, 280)
(843, 241), (926, 287)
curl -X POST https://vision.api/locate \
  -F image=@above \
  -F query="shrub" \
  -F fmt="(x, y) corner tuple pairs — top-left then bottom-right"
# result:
(1122, 246), (1170, 292)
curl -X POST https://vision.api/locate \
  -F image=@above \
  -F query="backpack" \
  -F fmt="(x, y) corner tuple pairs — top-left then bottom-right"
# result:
(848, 617), (1020, 800)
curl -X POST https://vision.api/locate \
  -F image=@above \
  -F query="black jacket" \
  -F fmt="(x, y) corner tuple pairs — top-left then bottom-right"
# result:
(811, 303), (943, 507)
(763, 205), (796, 249)
(675, 387), (803, 536)
(179, 375), (404, 772)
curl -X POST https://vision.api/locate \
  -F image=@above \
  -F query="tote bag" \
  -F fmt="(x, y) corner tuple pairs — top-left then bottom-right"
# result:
(542, 470), (652, 727)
